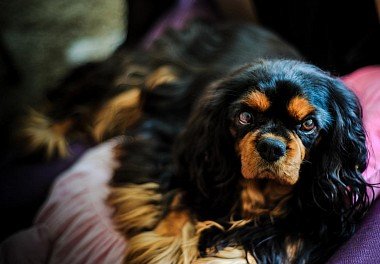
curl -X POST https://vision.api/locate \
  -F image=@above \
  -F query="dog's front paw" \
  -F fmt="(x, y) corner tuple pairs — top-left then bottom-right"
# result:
(196, 221), (229, 257)
(125, 222), (198, 264)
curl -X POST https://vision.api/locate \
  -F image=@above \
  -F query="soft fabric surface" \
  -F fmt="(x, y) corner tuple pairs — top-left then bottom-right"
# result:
(0, 142), (90, 241)
(327, 197), (380, 263)
(0, 139), (126, 264)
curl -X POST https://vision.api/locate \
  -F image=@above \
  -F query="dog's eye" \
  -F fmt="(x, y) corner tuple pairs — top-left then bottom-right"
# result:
(238, 112), (253, 125)
(300, 118), (316, 132)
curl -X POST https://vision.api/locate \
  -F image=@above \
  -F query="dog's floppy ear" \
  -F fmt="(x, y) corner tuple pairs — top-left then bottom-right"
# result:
(312, 78), (371, 219)
(175, 80), (240, 206)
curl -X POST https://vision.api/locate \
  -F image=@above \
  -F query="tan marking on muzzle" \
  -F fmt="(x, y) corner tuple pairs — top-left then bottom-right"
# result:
(238, 131), (261, 180)
(238, 131), (305, 185)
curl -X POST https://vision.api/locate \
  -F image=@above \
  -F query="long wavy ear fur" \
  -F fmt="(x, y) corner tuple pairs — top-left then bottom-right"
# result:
(298, 77), (373, 261)
(316, 78), (371, 211)
(174, 80), (241, 218)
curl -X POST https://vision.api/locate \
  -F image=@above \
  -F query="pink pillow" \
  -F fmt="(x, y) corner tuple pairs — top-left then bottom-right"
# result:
(34, 139), (126, 264)
(342, 66), (380, 199)
(1, 139), (126, 264)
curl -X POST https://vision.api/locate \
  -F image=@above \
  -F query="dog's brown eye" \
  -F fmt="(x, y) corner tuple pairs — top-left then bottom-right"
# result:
(239, 112), (253, 125)
(301, 118), (315, 131)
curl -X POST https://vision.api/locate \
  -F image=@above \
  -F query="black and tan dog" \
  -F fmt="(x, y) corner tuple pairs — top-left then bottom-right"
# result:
(22, 20), (372, 263)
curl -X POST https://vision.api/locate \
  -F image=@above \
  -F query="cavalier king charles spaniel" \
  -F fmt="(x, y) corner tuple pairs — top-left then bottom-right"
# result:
(21, 20), (372, 263)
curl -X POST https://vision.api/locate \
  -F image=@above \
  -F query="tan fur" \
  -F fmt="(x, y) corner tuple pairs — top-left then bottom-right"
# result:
(153, 193), (192, 237)
(240, 180), (266, 217)
(240, 179), (293, 219)
(280, 132), (306, 184)
(108, 183), (163, 236)
(155, 210), (192, 237)
(228, 219), (253, 230)
(93, 88), (142, 142)
(125, 218), (199, 264)
(114, 188), (199, 263)
(286, 237), (303, 262)
(20, 109), (73, 158)
(287, 96), (315, 121)
(196, 221), (225, 233)
(145, 65), (178, 90)
(243, 91), (270, 112)
(194, 247), (256, 264)
(238, 131), (305, 185)
(239, 131), (261, 180)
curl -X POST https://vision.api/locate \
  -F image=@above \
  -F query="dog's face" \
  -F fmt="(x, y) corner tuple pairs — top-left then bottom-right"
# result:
(176, 59), (368, 219)
(229, 72), (329, 185)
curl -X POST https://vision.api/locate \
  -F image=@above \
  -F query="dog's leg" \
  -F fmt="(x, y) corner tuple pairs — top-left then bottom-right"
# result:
(123, 193), (199, 264)
(125, 211), (198, 264)
(195, 221), (257, 264)
(108, 183), (163, 235)
(109, 184), (198, 263)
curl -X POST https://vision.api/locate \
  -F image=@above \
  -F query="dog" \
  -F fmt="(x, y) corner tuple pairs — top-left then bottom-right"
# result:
(21, 20), (372, 263)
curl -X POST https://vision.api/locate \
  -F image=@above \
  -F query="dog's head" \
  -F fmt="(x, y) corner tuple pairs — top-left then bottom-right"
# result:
(176, 60), (370, 220)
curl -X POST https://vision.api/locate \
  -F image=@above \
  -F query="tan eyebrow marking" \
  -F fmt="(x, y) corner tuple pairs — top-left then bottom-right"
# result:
(243, 91), (270, 112)
(287, 96), (315, 121)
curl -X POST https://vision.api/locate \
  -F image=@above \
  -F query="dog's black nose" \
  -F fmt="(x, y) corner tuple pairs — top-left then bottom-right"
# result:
(257, 138), (286, 162)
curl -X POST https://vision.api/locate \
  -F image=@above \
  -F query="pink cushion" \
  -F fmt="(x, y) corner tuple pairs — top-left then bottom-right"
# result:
(33, 139), (125, 264)
(342, 66), (380, 199)
(1, 139), (126, 264)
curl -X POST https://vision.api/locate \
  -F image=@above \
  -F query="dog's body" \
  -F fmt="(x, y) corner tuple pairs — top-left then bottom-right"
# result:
(23, 21), (372, 263)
